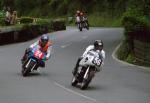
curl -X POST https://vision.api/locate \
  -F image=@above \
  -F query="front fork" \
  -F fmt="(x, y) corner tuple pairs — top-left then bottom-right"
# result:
(83, 66), (95, 80)
(83, 66), (90, 79)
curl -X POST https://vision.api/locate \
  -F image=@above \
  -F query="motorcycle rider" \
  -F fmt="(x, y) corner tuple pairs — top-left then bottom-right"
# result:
(72, 40), (105, 76)
(21, 34), (52, 68)
(75, 10), (81, 24)
(82, 11), (89, 27)
(75, 10), (80, 17)
(80, 11), (84, 22)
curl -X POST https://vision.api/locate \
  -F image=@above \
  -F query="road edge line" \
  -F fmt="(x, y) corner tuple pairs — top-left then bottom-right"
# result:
(112, 42), (150, 70)
(54, 82), (97, 103)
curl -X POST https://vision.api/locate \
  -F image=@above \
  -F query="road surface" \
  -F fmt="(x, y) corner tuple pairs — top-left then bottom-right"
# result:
(0, 27), (150, 103)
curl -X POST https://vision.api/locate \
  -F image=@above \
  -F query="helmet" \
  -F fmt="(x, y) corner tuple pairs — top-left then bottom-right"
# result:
(39, 34), (49, 47)
(94, 40), (103, 50)
(80, 12), (83, 16)
(76, 10), (80, 14)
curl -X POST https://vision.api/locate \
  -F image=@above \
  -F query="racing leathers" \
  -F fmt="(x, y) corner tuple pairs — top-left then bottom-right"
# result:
(22, 40), (52, 68)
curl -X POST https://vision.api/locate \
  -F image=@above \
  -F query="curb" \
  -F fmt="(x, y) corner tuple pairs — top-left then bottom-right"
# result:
(112, 42), (150, 70)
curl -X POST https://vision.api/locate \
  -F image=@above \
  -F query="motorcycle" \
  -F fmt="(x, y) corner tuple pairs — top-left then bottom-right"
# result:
(71, 50), (102, 90)
(21, 47), (46, 77)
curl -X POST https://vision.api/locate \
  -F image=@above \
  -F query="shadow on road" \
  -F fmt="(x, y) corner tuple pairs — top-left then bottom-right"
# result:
(16, 72), (50, 77)
(72, 84), (106, 91)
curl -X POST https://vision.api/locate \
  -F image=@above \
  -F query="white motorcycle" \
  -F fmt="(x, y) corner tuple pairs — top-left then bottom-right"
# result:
(71, 50), (102, 90)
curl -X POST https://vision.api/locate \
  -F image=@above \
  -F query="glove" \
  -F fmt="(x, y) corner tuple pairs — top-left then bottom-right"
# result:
(26, 47), (33, 53)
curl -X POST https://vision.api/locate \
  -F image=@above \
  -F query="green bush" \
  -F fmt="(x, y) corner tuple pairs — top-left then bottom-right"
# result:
(126, 53), (136, 63)
(0, 10), (5, 18)
(122, 7), (150, 36)
(20, 17), (34, 24)
(122, 7), (150, 52)
(0, 18), (5, 26)
(36, 19), (53, 33)
(51, 18), (66, 31)
(120, 7), (150, 65)
(35, 18), (66, 33)
(116, 40), (130, 60)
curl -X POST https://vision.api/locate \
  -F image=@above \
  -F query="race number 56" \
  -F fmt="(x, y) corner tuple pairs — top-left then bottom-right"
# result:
(93, 58), (101, 66)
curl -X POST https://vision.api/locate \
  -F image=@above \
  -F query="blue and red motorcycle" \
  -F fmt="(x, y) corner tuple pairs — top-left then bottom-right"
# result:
(22, 47), (46, 77)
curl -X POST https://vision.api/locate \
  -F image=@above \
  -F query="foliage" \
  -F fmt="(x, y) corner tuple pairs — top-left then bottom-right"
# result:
(118, 0), (150, 65)
(51, 18), (66, 30)
(0, 10), (5, 26)
(116, 40), (130, 60)
(0, 18), (5, 26)
(0, 10), (5, 18)
(121, 6), (150, 53)
(0, 0), (128, 17)
(20, 17), (34, 24)
(125, 53), (136, 63)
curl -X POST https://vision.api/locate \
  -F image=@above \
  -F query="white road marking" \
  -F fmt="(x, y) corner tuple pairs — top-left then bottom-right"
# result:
(61, 44), (71, 48)
(112, 42), (150, 70)
(60, 35), (88, 49)
(54, 82), (97, 103)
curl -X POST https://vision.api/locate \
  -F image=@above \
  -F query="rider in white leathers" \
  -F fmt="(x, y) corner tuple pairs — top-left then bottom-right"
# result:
(72, 40), (105, 75)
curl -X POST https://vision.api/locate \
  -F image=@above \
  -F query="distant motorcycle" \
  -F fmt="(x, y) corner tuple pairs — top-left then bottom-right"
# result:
(22, 47), (46, 77)
(71, 50), (102, 90)
(76, 16), (89, 31)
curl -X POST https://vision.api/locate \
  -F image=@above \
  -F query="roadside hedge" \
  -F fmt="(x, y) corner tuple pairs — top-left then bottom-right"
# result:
(122, 7), (150, 52)
(51, 18), (66, 31)
(119, 7), (150, 65)
(20, 17), (34, 24)
(123, 8), (150, 36)
(0, 18), (66, 45)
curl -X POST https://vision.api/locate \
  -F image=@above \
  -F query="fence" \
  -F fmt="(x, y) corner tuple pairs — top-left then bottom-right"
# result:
(134, 39), (150, 64)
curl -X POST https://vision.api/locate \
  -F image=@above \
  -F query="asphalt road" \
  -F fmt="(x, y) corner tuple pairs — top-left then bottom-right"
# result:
(0, 27), (150, 103)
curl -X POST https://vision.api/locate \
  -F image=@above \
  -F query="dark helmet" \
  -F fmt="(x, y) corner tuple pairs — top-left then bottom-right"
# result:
(94, 40), (103, 50)
(40, 34), (49, 47)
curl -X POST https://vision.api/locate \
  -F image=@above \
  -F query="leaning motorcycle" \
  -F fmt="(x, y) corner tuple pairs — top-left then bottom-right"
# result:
(22, 47), (46, 77)
(71, 50), (102, 90)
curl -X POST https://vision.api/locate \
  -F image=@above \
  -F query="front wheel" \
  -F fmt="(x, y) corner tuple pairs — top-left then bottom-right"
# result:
(22, 59), (36, 77)
(81, 79), (91, 90)
(77, 23), (82, 31)
(86, 26), (89, 30)
(71, 76), (78, 86)
(80, 72), (93, 90)
(22, 67), (30, 77)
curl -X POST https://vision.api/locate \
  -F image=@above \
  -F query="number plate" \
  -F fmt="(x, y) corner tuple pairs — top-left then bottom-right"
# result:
(34, 50), (44, 59)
